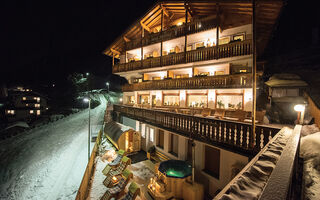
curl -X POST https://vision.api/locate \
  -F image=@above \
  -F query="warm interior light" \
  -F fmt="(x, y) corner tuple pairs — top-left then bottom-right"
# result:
(119, 98), (123, 102)
(294, 104), (305, 112)
(177, 22), (183, 26)
(112, 176), (117, 181)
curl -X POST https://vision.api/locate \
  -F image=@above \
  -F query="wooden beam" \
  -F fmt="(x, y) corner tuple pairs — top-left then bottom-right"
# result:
(123, 36), (130, 42)
(110, 48), (120, 55)
(161, 4), (170, 17)
(140, 22), (151, 32)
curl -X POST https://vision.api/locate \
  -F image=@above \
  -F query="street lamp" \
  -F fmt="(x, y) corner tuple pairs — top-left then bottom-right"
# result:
(83, 97), (91, 161)
(86, 72), (89, 76)
(294, 104), (306, 124)
(106, 82), (110, 93)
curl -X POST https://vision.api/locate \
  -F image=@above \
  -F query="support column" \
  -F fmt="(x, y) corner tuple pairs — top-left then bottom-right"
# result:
(251, 0), (257, 149)
(141, 26), (143, 66)
(160, 8), (164, 67)
(184, 3), (188, 63)
(112, 54), (115, 66)
(216, 3), (220, 58)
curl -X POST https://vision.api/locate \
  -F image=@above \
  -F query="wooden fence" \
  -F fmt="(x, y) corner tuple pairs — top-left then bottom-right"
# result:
(75, 128), (102, 200)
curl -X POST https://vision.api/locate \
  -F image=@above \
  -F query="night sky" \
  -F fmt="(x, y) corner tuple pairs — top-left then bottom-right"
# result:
(1, 0), (318, 86)
(2, 0), (155, 85)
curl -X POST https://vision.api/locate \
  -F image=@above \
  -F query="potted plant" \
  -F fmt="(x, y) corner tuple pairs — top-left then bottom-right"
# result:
(147, 145), (156, 160)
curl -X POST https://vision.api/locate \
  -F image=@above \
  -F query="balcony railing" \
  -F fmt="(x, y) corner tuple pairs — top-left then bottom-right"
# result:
(214, 125), (302, 200)
(113, 104), (280, 155)
(122, 73), (253, 92)
(126, 17), (217, 50)
(113, 39), (252, 73)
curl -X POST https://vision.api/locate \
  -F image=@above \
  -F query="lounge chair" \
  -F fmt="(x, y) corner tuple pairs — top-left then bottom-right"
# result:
(103, 156), (131, 187)
(108, 149), (126, 168)
(121, 182), (140, 200)
(100, 169), (133, 200)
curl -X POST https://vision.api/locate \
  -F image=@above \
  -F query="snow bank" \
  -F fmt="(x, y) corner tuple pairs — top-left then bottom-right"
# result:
(300, 131), (320, 200)
(301, 124), (319, 137)
(217, 128), (291, 200)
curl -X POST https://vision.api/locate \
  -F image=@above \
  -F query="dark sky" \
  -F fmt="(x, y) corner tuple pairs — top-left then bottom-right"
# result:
(1, 0), (318, 85)
(2, 0), (155, 85)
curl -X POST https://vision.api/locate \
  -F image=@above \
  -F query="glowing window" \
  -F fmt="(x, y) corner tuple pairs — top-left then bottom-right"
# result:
(149, 128), (154, 142)
(37, 110), (41, 115)
(30, 110), (34, 114)
(22, 97), (26, 100)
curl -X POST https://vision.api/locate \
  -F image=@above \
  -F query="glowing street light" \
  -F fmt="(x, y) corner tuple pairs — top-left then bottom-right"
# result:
(106, 82), (110, 93)
(294, 104), (306, 124)
(84, 97), (91, 161)
(86, 72), (90, 76)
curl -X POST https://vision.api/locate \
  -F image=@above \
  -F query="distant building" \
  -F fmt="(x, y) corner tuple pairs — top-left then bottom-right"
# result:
(4, 87), (48, 122)
(265, 73), (308, 123)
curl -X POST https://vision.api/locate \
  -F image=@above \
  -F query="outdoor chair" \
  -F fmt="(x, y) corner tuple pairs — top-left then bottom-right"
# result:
(121, 182), (140, 200)
(100, 169), (133, 200)
(109, 149), (126, 167)
(103, 156), (131, 187)
(213, 109), (225, 119)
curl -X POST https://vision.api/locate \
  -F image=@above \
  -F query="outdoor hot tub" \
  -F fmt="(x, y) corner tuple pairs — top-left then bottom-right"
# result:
(158, 160), (192, 178)
(148, 160), (203, 200)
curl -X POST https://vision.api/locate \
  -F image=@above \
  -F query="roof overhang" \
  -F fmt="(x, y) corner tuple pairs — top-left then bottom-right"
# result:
(103, 0), (283, 58)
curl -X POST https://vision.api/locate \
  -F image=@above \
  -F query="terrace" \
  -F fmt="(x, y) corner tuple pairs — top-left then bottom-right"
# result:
(113, 104), (281, 156)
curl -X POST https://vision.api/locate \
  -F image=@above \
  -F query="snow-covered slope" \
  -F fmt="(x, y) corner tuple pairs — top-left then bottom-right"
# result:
(0, 94), (107, 200)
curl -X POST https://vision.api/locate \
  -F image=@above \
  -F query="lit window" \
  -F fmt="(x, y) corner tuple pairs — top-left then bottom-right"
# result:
(37, 97), (40, 102)
(33, 97), (37, 100)
(26, 104), (29, 106)
(150, 128), (154, 142)
(6, 110), (15, 115)
(35, 104), (40, 108)
(30, 110), (34, 114)
(37, 110), (41, 115)
(22, 97), (26, 100)
(141, 124), (146, 138)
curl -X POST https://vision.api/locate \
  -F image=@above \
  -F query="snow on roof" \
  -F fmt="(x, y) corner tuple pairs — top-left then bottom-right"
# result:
(103, 121), (132, 143)
(5, 121), (29, 130)
(265, 73), (308, 88)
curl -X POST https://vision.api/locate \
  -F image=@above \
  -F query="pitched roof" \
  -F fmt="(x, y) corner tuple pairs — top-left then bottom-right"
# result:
(104, 0), (283, 58)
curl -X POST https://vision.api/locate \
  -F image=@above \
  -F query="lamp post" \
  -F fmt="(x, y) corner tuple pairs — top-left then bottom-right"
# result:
(84, 98), (91, 161)
(106, 82), (110, 93)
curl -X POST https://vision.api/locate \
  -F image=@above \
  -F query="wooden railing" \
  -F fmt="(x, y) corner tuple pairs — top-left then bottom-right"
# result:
(113, 39), (252, 73)
(125, 17), (217, 50)
(214, 125), (302, 200)
(76, 128), (103, 200)
(122, 73), (253, 92)
(113, 104), (280, 155)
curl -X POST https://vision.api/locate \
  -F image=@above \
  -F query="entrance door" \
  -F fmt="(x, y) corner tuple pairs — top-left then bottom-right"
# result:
(152, 95), (156, 107)
(141, 123), (147, 151)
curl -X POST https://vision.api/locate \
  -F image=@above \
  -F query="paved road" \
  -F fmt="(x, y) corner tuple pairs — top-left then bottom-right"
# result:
(0, 95), (106, 200)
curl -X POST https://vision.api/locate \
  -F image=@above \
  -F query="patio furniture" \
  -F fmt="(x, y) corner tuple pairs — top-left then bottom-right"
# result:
(121, 182), (141, 200)
(213, 109), (225, 119)
(103, 156), (131, 187)
(109, 149), (126, 168)
(100, 169), (133, 200)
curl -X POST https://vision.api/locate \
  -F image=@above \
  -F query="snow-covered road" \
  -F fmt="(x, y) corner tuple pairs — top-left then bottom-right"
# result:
(0, 95), (106, 200)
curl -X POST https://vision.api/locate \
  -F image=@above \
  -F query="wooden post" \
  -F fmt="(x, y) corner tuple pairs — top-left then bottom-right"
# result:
(251, 0), (257, 149)
(216, 3), (220, 46)
(141, 26), (143, 66)
(184, 2), (188, 63)
(160, 8), (163, 67)
(112, 53), (115, 66)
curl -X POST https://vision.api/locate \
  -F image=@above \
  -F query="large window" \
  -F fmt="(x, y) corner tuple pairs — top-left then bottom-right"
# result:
(216, 93), (243, 110)
(204, 145), (220, 179)
(163, 95), (179, 106)
(157, 130), (164, 149)
(170, 134), (179, 157)
(139, 94), (150, 104)
(187, 94), (207, 108)
(141, 123), (146, 138)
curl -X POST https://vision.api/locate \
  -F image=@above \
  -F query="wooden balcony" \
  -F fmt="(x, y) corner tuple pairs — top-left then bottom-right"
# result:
(214, 125), (302, 200)
(122, 73), (253, 92)
(113, 104), (280, 156)
(125, 17), (216, 50)
(113, 39), (252, 73)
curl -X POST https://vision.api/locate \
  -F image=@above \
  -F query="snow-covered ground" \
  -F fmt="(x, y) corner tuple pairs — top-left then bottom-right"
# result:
(300, 124), (320, 200)
(0, 94), (107, 200)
